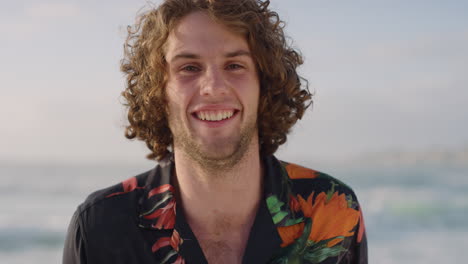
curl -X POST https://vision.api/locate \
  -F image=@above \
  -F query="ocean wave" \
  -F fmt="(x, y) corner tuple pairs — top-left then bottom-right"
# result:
(0, 228), (64, 252)
(371, 230), (468, 264)
(358, 186), (468, 235)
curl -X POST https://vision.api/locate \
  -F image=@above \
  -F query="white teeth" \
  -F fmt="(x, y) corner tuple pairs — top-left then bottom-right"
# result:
(196, 110), (234, 121)
(209, 112), (216, 120)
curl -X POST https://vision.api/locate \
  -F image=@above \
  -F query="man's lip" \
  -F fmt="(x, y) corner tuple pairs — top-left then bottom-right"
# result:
(191, 110), (240, 125)
(190, 105), (240, 114)
(190, 109), (240, 119)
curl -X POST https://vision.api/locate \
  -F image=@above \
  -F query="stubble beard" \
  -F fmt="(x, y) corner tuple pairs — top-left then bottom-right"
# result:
(171, 116), (258, 175)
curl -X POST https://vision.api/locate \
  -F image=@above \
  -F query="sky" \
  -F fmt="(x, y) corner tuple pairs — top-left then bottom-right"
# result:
(1, 0), (467, 165)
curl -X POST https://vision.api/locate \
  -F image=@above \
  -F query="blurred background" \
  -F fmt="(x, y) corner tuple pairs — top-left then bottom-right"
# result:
(1, 0), (467, 263)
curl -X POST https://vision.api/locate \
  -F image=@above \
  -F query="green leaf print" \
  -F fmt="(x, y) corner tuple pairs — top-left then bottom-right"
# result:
(267, 196), (285, 214)
(303, 245), (346, 263)
(285, 217), (304, 226)
(325, 182), (338, 203)
(273, 211), (289, 224)
(160, 249), (178, 264)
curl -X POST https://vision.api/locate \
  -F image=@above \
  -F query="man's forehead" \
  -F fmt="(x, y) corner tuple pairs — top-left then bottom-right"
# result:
(164, 11), (250, 62)
(165, 33), (249, 60)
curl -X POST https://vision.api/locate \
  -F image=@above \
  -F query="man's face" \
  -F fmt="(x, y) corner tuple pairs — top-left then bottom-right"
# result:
(164, 11), (260, 169)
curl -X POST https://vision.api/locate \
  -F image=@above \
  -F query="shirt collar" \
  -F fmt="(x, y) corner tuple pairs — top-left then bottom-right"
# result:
(137, 155), (302, 229)
(136, 155), (303, 262)
(137, 157), (176, 230)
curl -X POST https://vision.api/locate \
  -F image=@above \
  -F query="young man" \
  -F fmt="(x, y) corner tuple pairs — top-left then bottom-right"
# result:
(63, 0), (367, 263)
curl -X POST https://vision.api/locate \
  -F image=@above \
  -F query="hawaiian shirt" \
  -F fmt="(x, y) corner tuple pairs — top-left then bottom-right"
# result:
(63, 155), (367, 264)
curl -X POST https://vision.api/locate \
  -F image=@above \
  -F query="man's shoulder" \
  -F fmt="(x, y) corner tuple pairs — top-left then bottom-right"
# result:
(75, 169), (153, 218)
(65, 168), (159, 260)
(279, 160), (359, 200)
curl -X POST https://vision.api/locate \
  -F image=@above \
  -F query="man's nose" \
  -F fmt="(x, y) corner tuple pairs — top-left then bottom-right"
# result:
(199, 67), (228, 96)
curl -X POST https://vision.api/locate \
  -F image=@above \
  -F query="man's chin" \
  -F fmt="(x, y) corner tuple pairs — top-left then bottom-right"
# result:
(196, 142), (239, 161)
(174, 124), (257, 171)
(187, 139), (247, 171)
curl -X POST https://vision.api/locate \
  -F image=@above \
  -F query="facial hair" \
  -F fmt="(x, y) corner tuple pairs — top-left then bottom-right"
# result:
(170, 113), (258, 174)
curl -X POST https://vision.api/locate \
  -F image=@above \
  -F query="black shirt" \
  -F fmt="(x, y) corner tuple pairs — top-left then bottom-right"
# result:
(63, 155), (367, 263)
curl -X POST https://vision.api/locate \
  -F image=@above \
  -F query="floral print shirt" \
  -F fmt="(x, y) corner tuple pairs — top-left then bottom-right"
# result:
(63, 155), (367, 264)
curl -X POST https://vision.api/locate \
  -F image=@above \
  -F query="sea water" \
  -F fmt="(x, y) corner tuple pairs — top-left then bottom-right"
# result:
(1, 160), (467, 263)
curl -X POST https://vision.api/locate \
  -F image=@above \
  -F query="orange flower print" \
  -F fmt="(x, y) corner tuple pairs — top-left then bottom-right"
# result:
(173, 256), (185, 264)
(106, 177), (144, 198)
(141, 184), (176, 229)
(277, 222), (305, 247)
(285, 163), (318, 180)
(298, 192), (360, 247)
(151, 237), (171, 253)
(151, 230), (185, 264)
(289, 194), (301, 213)
(171, 229), (183, 251)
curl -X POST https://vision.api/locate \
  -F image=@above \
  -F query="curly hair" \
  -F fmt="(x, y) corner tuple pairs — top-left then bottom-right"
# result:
(121, 0), (312, 161)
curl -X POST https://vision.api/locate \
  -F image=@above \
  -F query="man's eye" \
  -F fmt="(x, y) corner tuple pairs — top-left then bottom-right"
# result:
(226, 64), (243, 70)
(182, 65), (200, 72)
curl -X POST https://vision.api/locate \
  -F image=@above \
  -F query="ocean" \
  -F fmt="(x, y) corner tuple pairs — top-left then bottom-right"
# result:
(1, 159), (467, 263)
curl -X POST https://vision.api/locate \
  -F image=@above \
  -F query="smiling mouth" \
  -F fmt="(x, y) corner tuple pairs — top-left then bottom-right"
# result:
(193, 110), (238, 122)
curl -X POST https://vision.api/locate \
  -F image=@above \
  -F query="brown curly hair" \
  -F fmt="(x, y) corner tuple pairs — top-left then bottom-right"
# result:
(121, 0), (312, 161)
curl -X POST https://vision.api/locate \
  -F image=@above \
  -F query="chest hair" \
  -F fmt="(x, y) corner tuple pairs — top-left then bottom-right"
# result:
(194, 216), (248, 264)
(200, 239), (239, 264)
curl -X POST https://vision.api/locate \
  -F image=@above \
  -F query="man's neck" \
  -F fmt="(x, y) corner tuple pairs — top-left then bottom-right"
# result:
(172, 141), (263, 235)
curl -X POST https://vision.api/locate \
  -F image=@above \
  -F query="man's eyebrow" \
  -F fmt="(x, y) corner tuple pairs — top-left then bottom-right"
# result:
(225, 50), (251, 58)
(169, 50), (251, 63)
(169, 52), (200, 63)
